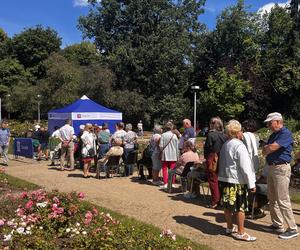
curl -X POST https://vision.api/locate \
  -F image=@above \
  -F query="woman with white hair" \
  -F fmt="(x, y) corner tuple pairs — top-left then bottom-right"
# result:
(159, 121), (179, 188)
(81, 123), (96, 178)
(123, 123), (138, 176)
(218, 120), (256, 241)
(150, 124), (163, 185)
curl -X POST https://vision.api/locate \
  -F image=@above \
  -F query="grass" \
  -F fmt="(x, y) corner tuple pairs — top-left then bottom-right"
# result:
(0, 172), (40, 191)
(0, 173), (211, 250)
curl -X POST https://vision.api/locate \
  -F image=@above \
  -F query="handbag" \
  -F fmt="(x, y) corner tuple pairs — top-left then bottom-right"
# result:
(82, 145), (95, 158)
(206, 152), (218, 172)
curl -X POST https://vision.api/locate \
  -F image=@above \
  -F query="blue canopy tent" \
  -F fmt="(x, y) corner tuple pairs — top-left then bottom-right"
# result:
(48, 95), (122, 134)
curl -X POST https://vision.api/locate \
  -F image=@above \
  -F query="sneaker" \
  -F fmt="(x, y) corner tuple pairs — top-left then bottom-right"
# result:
(263, 224), (285, 233)
(278, 230), (299, 240)
(159, 184), (168, 189)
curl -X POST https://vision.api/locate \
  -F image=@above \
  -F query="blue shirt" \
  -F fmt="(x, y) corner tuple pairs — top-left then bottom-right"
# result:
(0, 128), (10, 146)
(182, 127), (195, 141)
(266, 127), (293, 164)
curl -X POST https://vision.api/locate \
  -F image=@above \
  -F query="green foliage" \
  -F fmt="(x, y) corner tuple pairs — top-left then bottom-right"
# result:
(284, 117), (300, 132)
(0, 58), (30, 89)
(11, 25), (61, 70)
(79, 0), (205, 122)
(200, 67), (251, 120)
(61, 42), (100, 66)
(37, 53), (83, 110)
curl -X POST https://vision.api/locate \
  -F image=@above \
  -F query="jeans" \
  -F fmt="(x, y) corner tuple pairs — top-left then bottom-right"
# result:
(0, 145), (9, 164)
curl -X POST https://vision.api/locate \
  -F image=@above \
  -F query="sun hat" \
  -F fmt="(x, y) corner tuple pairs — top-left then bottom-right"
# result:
(264, 112), (283, 123)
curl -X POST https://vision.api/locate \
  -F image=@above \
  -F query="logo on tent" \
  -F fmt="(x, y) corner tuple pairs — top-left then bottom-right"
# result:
(77, 114), (81, 118)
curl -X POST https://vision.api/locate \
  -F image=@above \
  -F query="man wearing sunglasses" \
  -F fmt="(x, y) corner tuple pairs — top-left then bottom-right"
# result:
(262, 112), (298, 239)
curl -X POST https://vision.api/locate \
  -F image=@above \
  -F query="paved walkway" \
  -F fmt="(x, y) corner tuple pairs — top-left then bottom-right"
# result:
(6, 157), (300, 250)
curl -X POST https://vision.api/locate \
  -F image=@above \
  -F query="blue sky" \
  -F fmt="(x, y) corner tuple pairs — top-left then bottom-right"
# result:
(0, 0), (291, 47)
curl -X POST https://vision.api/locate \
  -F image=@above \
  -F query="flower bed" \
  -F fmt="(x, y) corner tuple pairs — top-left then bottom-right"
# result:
(0, 173), (207, 249)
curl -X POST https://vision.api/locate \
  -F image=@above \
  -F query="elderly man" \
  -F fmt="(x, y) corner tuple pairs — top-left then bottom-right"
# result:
(262, 112), (298, 239)
(179, 119), (196, 150)
(59, 119), (75, 171)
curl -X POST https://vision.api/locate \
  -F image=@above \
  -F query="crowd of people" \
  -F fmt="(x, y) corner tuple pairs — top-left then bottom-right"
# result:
(1, 112), (299, 242)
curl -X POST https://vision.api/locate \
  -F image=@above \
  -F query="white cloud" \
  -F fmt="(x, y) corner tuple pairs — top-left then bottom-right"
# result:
(73, 0), (101, 7)
(258, 1), (290, 14)
(73, 0), (89, 7)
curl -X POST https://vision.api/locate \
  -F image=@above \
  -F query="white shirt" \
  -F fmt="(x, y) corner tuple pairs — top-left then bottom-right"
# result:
(81, 131), (95, 148)
(112, 129), (126, 141)
(59, 124), (75, 141)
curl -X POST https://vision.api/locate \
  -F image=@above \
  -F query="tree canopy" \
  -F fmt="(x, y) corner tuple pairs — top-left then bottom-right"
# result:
(0, 0), (299, 128)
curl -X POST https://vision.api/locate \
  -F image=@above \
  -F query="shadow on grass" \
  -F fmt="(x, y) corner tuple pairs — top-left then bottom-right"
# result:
(173, 215), (225, 236)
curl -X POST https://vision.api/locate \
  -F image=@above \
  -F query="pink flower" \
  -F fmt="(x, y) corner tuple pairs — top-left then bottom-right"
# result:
(84, 211), (93, 225)
(78, 192), (85, 200)
(0, 219), (5, 226)
(20, 192), (28, 199)
(25, 200), (34, 210)
(16, 208), (25, 217)
(51, 204), (64, 214)
(92, 208), (98, 216)
(53, 197), (60, 204)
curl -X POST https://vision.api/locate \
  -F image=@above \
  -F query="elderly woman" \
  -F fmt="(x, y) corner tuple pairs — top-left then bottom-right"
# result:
(150, 125), (163, 185)
(204, 117), (227, 208)
(159, 121), (179, 189)
(218, 120), (256, 241)
(96, 138), (124, 178)
(81, 123), (96, 178)
(123, 123), (138, 176)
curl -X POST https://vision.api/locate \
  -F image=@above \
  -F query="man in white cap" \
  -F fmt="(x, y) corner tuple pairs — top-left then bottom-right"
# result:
(262, 112), (298, 239)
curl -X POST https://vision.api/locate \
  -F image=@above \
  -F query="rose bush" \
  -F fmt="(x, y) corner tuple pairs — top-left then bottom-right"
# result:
(0, 186), (201, 249)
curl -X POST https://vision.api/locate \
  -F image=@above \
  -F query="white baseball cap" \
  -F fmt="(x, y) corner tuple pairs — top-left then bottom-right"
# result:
(264, 112), (283, 123)
(34, 124), (40, 129)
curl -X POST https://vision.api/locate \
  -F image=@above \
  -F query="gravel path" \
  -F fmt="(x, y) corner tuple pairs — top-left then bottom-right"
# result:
(6, 157), (300, 250)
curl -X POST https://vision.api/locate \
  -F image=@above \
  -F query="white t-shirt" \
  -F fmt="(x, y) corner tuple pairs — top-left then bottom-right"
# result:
(59, 124), (75, 141)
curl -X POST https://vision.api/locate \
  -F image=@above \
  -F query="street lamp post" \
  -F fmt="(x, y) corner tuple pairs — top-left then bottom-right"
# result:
(37, 94), (41, 124)
(191, 86), (200, 133)
(6, 94), (11, 120)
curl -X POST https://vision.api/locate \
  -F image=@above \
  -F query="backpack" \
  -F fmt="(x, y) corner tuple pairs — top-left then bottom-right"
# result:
(143, 144), (153, 159)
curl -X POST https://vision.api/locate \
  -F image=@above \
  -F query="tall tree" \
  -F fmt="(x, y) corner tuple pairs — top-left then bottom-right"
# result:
(199, 67), (251, 121)
(61, 42), (101, 66)
(79, 0), (205, 124)
(11, 25), (61, 78)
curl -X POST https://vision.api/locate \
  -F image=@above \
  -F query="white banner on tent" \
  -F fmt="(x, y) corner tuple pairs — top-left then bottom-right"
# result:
(71, 112), (122, 120)
(48, 113), (70, 120)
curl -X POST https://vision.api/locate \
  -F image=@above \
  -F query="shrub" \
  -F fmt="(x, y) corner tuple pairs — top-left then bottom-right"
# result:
(0, 182), (205, 249)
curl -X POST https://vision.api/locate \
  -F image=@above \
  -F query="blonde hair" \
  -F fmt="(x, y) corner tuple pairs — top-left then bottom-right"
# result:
(225, 120), (242, 139)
